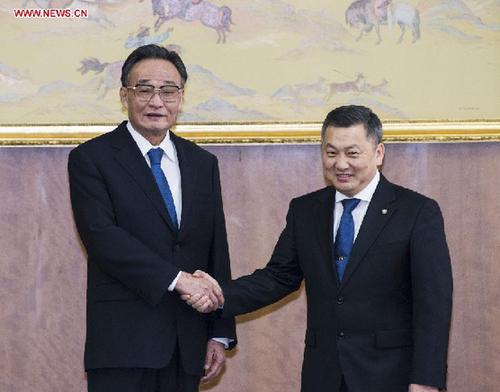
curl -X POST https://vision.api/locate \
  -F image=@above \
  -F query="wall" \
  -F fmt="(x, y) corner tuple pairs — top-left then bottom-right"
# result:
(0, 142), (499, 391)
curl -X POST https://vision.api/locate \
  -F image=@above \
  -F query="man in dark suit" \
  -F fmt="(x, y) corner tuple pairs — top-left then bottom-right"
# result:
(188, 105), (453, 392)
(68, 44), (236, 392)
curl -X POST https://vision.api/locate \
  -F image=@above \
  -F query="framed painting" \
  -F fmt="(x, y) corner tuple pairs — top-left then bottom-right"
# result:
(1, 0), (499, 144)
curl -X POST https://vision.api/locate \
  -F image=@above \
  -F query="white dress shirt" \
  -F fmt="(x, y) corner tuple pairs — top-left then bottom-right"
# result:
(127, 122), (182, 224)
(333, 171), (381, 243)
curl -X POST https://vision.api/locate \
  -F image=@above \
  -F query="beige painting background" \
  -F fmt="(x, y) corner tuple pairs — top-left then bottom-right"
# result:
(1, 0), (499, 125)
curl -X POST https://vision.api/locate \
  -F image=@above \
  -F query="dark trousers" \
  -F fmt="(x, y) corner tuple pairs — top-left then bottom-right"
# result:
(340, 378), (349, 392)
(87, 348), (200, 392)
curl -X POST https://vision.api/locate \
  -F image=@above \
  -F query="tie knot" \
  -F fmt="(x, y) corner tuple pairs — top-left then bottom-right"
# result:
(342, 198), (360, 213)
(148, 148), (164, 166)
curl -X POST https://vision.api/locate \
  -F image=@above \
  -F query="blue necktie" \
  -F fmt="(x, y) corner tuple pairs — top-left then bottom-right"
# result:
(335, 198), (361, 281)
(147, 148), (178, 228)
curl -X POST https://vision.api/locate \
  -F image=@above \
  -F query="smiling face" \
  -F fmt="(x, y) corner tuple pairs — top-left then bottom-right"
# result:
(120, 58), (183, 144)
(322, 123), (385, 197)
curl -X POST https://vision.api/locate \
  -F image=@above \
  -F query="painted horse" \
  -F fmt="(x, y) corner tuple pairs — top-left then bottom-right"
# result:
(151, 0), (233, 43)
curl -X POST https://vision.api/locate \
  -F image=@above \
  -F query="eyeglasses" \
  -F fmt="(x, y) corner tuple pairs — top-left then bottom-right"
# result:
(127, 84), (183, 102)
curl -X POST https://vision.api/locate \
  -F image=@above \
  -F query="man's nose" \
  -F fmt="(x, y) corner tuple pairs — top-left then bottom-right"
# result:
(148, 91), (164, 106)
(335, 154), (349, 170)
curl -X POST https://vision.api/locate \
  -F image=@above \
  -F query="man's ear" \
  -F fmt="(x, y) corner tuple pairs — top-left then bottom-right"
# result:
(375, 143), (385, 166)
(119, 87), (128, 110)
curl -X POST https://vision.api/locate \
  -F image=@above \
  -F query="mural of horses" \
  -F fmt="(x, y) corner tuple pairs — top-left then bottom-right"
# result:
(346, 0), (421, 44)
(151, 0), (233, 44)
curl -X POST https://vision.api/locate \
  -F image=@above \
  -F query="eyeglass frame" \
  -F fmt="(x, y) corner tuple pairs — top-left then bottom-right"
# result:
(126, 83), (184, 103)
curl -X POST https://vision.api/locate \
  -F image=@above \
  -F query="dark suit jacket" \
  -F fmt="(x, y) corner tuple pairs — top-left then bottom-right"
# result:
(68, 121), (236, 375)
(222, 175), (452, 392)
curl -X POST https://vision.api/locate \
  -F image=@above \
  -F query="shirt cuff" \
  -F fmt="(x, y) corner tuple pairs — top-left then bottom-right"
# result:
(168, 271), (182, 291)
(211, 338), (233, 349)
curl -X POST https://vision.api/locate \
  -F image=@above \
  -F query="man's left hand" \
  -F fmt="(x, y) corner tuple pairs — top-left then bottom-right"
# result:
(409, 384), (439, 392)
(201, 340), (226, 383)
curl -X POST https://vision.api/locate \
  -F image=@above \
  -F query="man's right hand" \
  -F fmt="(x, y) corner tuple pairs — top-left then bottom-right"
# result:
(175, 271), (224, 313)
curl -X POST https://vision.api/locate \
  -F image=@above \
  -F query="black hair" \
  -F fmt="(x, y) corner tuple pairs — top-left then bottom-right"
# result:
(121, 44), (188, 87)
(321, 105), (383, 144)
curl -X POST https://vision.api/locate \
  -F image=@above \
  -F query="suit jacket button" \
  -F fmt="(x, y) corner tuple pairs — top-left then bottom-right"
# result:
(338, 331), (345, 339)
(337, 297), (344, 305)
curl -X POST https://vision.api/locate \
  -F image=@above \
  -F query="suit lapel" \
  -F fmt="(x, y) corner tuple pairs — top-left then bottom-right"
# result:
(110, 123), (177, 233)
(313, 187), (340, 288)
(171, 132), (198, 241)
(339, 175), (397, 288)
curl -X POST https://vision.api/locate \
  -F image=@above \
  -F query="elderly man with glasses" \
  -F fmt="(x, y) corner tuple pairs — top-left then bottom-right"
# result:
(68, 44), (236, 392)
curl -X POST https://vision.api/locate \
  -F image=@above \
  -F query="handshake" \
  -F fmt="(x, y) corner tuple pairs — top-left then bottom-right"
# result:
(175, 270), (224, 313)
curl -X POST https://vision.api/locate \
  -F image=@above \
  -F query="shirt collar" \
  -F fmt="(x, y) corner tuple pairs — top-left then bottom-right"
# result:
(126, 121), (176, 163)
(335, 171), (380, 204)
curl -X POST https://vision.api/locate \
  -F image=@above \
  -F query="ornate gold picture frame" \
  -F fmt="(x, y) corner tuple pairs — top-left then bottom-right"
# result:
(1, 120), (499, 145)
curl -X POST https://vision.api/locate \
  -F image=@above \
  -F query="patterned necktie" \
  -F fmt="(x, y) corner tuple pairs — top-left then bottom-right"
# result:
(335, 198), (361, 281)
(147, 148), (178, 228)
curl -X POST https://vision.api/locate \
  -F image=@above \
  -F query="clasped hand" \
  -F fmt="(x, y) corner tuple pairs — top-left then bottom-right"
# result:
(176, 270), (223, 313)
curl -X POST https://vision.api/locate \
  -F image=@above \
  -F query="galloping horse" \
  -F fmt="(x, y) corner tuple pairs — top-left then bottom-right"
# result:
(151, 0), (233, 43)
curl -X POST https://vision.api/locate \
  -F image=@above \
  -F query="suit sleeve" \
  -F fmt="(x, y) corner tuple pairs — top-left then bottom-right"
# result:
(221, 199), (304, 317)
(68, 146), (180, 307)
(206, 157), (237, 346)
(409, 199), (453, 389)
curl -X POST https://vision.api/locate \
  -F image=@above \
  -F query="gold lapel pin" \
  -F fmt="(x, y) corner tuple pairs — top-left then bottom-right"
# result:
(381, 209), (388, 215)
